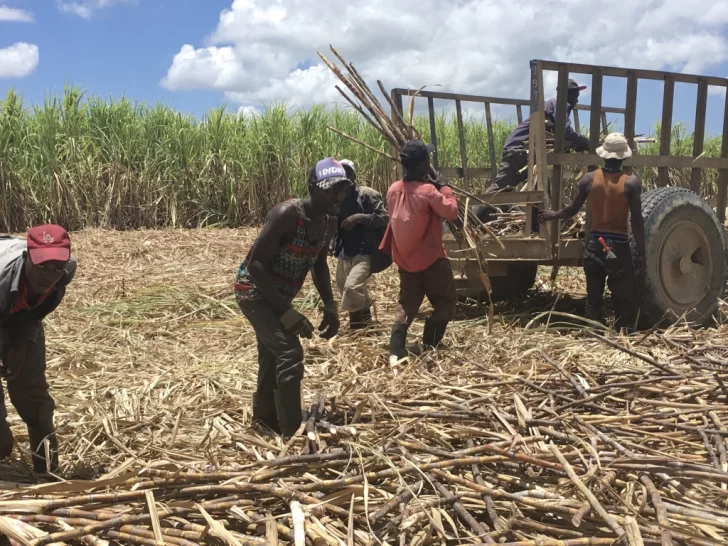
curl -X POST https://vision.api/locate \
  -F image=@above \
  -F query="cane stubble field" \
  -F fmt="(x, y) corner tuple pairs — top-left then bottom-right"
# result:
(1, 228), (728, 545)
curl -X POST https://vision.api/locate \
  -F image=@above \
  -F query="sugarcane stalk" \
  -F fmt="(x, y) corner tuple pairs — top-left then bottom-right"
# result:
(115, 525), (200, 546)
(30, 497), (269, 546)
(639, 475), (673, 546)
(334, 85), (383, 133)
(369, 482), (420, 525)
(549, 444), (626, 542)
(326, 126), (398, 161)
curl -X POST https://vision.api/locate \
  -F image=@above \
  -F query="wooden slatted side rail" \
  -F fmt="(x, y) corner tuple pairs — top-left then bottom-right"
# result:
(659, 76), (675, 187)
(529, 61), (549, 239)
(692, 79), (708, 194)
(551, 65), (569, 252)
(390, 87), (624, 217)
(536, 59), (728, 225)
(391, 88), (626, 114)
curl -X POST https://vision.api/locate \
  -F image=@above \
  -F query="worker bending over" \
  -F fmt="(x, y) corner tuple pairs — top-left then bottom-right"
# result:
(0, 225), (76, 476)
(487, 78), (590, 194)
(540, 133), (645, 330)
(333, 159), (390, 330)
(381, 140), (459, 363)
(235, 158), (350, 437)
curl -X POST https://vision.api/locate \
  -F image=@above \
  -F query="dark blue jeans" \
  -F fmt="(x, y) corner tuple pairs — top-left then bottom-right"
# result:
(583, 237), (636, 330)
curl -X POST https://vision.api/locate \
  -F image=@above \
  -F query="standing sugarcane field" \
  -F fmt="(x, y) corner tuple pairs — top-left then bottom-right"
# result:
(2, 6), (728, 544)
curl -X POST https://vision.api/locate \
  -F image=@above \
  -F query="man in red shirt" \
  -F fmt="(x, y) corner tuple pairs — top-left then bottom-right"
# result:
(381, 140), (459, 363)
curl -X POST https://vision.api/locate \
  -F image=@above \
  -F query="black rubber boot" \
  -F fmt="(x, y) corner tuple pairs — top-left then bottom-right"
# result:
(0, 419), (13, 459)
(389, 323), (408, 359)
(423, 318), (449, 350)
(252, 392), (280, 435)
(349, 310), (363, 330)
(28, 420), (59, 475)
(350, 307), (372, 330)
(273, 382), (303, 438)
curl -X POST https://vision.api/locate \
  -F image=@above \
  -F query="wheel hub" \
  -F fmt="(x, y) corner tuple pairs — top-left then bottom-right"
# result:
(679, 255), (694, 275)
(657, 220), (712, 310)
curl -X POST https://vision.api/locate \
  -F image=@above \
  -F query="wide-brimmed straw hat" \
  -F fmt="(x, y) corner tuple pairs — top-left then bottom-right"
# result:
(596, 132), (632, 160)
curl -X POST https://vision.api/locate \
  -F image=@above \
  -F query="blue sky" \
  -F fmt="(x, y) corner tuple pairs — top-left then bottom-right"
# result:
(2, 0), (728, 138)
(0, 1), (232, 115)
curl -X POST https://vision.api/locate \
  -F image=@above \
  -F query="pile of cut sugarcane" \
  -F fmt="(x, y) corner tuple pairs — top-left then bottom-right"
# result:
(2, 328), (728, 546)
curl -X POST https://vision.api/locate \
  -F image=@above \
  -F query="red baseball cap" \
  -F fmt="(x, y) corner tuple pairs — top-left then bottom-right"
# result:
(26, 224), (71, 265)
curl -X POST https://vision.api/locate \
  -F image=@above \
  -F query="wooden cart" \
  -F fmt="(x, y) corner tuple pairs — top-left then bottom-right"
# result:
(391, 60), (728, 326)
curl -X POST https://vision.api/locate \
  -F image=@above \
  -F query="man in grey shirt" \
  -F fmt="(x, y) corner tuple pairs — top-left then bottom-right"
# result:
(0, 224), (76, 477)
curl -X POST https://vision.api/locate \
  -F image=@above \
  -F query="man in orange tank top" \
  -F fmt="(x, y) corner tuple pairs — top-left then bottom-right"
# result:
(540, 133), (646, 331)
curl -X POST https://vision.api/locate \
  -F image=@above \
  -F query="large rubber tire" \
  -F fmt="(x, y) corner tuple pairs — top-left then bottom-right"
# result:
(637, 187), (727, 327)
(460, 262), (538, 303)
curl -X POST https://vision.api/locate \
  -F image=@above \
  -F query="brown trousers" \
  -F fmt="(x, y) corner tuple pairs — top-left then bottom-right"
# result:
(395, 258), (457, 325)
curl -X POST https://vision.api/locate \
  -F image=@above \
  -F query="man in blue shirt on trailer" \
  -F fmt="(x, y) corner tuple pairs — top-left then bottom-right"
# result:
(486, 78), (591, 194)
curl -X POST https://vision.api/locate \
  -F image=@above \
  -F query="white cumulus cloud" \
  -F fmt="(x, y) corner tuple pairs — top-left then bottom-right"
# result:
(0, 42), (39, 78)
(163, 0), (728, 112)
(0, 5), (34, 22)
(57, 0), (134, 19)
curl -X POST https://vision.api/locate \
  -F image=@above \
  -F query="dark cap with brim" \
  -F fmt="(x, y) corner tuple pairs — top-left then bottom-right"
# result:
(400, 139), (435, 166)
(568, 78), (587, 91)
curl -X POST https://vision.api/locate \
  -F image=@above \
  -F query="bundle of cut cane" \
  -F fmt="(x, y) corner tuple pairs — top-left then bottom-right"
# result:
(317, 46), (504, 250)
(318, 45), (500, 326)
(485, 211), (587, 237)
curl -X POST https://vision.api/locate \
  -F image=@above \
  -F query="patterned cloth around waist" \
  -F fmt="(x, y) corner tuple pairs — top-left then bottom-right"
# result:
(235, 199), (329, 304)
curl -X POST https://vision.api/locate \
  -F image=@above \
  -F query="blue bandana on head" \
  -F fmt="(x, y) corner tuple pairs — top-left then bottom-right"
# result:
(312, 158), (350, 189)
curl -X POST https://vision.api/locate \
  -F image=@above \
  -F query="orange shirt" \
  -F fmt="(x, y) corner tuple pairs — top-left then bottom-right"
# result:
(10, 275), (56, 314)
(382, 180), (459, 273)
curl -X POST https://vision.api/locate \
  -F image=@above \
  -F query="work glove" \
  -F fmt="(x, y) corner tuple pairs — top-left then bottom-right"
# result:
(280, 308), (315, 339)
(430, 172), (447, 190)
(318, 300), (340, 340)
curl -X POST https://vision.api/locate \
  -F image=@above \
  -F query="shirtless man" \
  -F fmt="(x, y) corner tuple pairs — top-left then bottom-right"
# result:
(540, 133), (645, 330)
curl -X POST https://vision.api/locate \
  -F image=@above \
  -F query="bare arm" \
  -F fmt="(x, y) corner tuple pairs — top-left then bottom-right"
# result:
(311, 217), (337, 305)
(245, 202), (299, 316)
(540, 172), (593, 222)
(625, 174), (646, 257)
